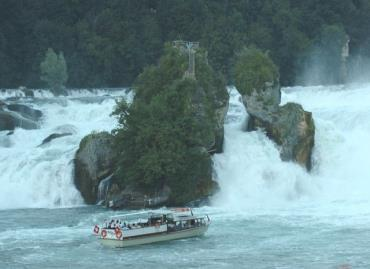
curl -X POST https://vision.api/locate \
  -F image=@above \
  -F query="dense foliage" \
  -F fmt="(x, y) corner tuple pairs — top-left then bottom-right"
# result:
(1, 0), (370, 88)
(111, 45), (223, 204)
(234, 47), (279, 96)
(40, 48), (68, 94)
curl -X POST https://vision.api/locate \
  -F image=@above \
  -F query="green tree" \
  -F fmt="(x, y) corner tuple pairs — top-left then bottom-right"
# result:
(111, 44), (223, 204)
(234, 47), (279, 96)
(40, 48), (68, 94)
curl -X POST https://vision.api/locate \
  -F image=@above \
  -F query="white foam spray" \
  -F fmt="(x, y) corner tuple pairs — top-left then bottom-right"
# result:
(0, 91), (131, 209)
(213, 85), (370, 215)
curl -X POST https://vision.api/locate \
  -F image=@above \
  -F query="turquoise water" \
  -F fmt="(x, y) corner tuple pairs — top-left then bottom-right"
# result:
(1, 206), (369, 268)
(2, 85), (370, 268)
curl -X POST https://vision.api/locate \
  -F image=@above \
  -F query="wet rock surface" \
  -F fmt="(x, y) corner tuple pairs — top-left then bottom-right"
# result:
(74, 132), (116, 204)
(241, 81), (315, 171)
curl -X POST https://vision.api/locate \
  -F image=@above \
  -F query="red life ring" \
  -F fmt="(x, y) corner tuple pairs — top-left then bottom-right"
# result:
(101, 229), (107, 238)
(115, 229), (122, 239)
(155, 223), (160, 228)
(93, 225), (99, 234)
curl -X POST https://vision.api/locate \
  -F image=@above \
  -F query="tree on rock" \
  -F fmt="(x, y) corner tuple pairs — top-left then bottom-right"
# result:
(111, 43), (227, 205)
(40, 48), (68, 94)
(234, 47), (279, 96)
(234, 46), (315, 171)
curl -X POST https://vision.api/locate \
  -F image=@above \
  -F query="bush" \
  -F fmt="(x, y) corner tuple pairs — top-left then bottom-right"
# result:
(234, 47), (279, 96)
(40, 48), (68, 94)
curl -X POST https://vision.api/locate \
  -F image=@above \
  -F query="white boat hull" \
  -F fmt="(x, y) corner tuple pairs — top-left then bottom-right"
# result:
(99, 225), (209, 248)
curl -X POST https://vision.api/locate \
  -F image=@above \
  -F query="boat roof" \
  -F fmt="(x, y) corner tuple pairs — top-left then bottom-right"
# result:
(172, 215), (205, 221)
(110, 208), (193, 219)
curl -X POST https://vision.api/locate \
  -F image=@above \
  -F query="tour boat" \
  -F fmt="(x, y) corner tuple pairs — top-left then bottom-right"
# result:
(92, 208), (210, 248)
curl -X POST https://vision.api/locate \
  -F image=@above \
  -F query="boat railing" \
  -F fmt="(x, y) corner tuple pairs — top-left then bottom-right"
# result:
(167, 216), (208, 232)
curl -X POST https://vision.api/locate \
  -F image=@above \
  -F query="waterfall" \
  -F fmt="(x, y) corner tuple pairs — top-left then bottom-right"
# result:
(212, 84), (370, 213)
(2, 84), (370, 212)
(0, 90), (132, 210)
(97, 174), (113, 205)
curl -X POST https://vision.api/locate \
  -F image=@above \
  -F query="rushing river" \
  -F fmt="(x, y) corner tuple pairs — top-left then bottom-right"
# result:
(1, 85), (370, 268)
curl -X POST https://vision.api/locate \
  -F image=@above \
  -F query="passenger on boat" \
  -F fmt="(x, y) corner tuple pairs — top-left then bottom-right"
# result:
(109, 220), (115, 229)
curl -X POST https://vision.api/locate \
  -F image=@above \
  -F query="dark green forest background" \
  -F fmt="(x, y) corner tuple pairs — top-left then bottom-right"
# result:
(1, 0), (370, 88)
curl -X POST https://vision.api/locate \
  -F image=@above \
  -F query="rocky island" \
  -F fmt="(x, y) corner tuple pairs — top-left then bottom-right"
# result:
(74, 43), (229, 208)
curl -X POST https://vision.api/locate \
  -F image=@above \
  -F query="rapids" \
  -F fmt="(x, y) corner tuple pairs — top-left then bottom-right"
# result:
(1, 85), (370, 268)
(0, 89), (131, 209)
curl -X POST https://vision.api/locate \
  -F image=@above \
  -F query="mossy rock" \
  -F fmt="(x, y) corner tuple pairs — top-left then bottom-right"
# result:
(74, 131), (116, 204)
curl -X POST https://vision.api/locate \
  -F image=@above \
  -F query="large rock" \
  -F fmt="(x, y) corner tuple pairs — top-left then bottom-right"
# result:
(242, 82), (315, 171)
(0, 101), (6, 110)
(74, 132), (116, 204)
(0, 110), (39, 131)
(105, 183), (171, 209)
(6, 104), (42, 121)
(21, 88), (35, 98)
(104, 146), (218, 209)
(191, 82), (229, 154)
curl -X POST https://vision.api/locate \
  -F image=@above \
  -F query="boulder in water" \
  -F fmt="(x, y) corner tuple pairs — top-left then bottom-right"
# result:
(22, 89), (34, 98)
(53, 124), (77, 135)
(74, 132), (116, 204)
(235, 50), (315, 171)
(0, 101), (6, 110)
(0, 111), (38, 131)
(247, 101), (315, 170)
(6, 104), (42, 121)
(39, 132), (73, 146)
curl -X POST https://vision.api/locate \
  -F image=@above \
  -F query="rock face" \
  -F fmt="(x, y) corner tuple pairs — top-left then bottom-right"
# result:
(0, 110), (39, 131)
(0, 101), (6, 110)
(192, 84), (229, 154)
(74, 132), (116, 204)
(242, 82), (315, 171)
(22, 88), (35, 98)
(0, 102), (42, 131)
(105, 183), (171, 209)
(39, 133), (73, 146)
(6, 104), (42, 121)
(103, 147), (217, 209)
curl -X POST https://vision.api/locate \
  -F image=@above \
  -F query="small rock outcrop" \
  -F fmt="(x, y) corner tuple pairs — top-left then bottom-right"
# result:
(235, 47), (315, 171)
(74, 132), (116, 204)
(0, 110), (39, 131)
(192, 84), (229, 154)
(39, 132), (73, 146)
(22, 88), (35, 98)
(247, 99), (315, 170)
(6, 104), (42, 122)
(0, 102), (42, 131)
(242, 82), (315, 171)
(0, 101), (6, 110)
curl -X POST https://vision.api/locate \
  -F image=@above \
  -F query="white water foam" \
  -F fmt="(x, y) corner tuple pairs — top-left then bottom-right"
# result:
(213, 84), (370, 214)
(0, 88), (130, 99)
(0, 92), (131, 210)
